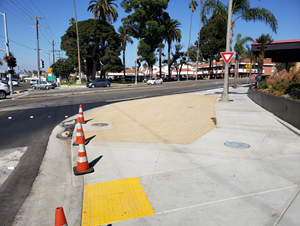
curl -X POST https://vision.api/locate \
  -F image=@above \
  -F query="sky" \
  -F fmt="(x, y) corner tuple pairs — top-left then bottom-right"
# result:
(0, 0), (299, 73)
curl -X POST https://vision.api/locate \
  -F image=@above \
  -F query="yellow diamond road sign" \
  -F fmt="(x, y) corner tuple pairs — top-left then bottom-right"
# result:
(245, 64), (251, 69)
(47, 68), (52, 72)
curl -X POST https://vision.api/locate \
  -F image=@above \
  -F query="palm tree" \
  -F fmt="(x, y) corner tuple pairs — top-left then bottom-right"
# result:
(202, 0), (277, 51)
(233, 33), (254, 88)
(255, 33), (274, 83)
(187, 0), (198, 81)
(87, 0), (118, 22)
(165, 18), (182, 80)
(244, 44), (257, 84)
(119, 26), (133, 81)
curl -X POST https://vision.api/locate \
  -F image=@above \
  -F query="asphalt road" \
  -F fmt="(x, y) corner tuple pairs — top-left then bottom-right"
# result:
(0, 78), (248, 225)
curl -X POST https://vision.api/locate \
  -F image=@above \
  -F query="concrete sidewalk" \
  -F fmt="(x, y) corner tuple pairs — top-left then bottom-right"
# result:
(12, 85), (300, 226)
(73, 85), (300, 226)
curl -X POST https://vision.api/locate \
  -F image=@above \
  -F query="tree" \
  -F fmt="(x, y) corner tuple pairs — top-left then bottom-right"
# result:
(202, 0), (278, 51)
(61, 19), (123, 81)
(51, 58), (74, 80)
(186, 0), (198, 81)
(255, 33), (273, 83)
(119, 26), (133, 81)
(233, 33), (254, 87)
(171, 44), (184, 80)
(244, 44), (257, 83)
(69, 17), (75, 25)
(197, 12), (226, 78)
(165, 18), (182, 80)
(121, 0), (169, 78)
(87, 0), (118, 22)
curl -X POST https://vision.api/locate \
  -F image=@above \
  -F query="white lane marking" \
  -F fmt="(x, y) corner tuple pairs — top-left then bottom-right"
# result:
(8, 117), (12, 119)
(30, 116), (33, 118)
(65, 116), (68, 118)
(156, 185), (298, 214)
(106, 96), (147, 102)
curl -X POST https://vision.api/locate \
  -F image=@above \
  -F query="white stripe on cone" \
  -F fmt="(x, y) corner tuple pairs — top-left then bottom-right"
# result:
(77, 156), (88, 163)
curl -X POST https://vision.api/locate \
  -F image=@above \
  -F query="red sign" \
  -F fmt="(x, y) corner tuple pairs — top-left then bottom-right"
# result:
(220, 52), (234, 64)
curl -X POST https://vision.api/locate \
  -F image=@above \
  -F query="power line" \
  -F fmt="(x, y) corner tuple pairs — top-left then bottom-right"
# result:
(0, 4), (34, 25)
(20, 0), (37, 16)
(0, 34), (35, 50)
(9, 0), (31, 17)
(29, 0), (58, 41)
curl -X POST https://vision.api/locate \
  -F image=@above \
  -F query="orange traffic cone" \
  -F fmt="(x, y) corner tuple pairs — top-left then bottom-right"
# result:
(73, 129), (94, 176)
(78, 104), (85, 124)
(55, 207), (68, 226)
(76, 117), (85, 145)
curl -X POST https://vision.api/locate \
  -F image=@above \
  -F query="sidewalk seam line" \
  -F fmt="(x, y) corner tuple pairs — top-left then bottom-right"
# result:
(156, 185), (299, 214)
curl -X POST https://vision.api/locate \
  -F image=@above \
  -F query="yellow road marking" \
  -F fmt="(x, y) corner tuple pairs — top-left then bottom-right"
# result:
(82, 177), (155, 225)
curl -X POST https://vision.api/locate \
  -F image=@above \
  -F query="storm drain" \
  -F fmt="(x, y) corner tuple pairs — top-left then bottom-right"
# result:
(224, 142), (250, 149)
(91, 123), (109, 127)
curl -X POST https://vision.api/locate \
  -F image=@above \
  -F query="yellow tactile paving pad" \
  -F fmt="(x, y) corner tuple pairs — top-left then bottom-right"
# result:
(82, 177), (155, 225)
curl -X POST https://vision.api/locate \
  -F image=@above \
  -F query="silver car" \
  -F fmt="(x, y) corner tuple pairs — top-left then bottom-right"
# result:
(31, 81), (55, 90)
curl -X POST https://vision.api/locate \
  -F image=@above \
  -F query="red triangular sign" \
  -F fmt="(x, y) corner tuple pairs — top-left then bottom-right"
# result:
(220, 52), (235, 64)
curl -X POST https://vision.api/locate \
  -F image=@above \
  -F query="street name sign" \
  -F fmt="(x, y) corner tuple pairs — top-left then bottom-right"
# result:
(220, 52), (234, 64)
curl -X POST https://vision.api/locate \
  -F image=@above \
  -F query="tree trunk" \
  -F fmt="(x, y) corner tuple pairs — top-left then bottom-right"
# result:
(168, 40), (171, 80)
(123, 43), (126, 81)
(159, 43), (162, 77)
(234, 58), (238, 88)
(257, 49), (264, 83)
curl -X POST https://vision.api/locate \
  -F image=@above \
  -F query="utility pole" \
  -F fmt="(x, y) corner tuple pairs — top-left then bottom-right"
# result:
(55, 50), (61, 59)
(49, 40), (58, 65)
(220, 0), (233, 102)
(0, 12), (13, 93)
(29, 16), (48, 85)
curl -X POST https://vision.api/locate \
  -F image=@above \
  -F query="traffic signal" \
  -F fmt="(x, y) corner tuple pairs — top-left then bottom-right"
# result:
(8, 69), (14, 75)
(41, 59), (44, 69)
(7, 56), (16, 68)
(7, 56), (12, 67)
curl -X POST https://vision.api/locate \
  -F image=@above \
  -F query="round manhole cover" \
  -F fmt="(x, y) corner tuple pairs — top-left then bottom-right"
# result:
(224, 142), (250, 149)
(91, 123), (109, 127)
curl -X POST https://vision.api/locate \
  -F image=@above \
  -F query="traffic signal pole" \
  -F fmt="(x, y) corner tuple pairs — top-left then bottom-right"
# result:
(0, 12), (13, 93)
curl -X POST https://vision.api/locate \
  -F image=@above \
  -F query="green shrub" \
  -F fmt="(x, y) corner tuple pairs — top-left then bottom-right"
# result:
(286, 83), (300, 94)
(257, 80), (267, 90)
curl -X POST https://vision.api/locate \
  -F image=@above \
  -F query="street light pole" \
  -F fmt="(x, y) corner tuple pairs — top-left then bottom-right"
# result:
(195, 0), (204, 81)
(220, 0), (233, 102)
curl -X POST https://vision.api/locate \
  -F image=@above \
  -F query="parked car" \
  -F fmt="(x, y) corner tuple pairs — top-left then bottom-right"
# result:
(0, 81), (10, 99)
(86, 79), (111, 88)
(1, 78), (19, 86)
(147, 77), (163, 85)
(31, 81), (55, 90)
(48, 81), (57, 87)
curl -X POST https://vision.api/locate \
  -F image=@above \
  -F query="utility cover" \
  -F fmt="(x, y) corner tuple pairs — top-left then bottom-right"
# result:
(221, 52), (235, 64)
